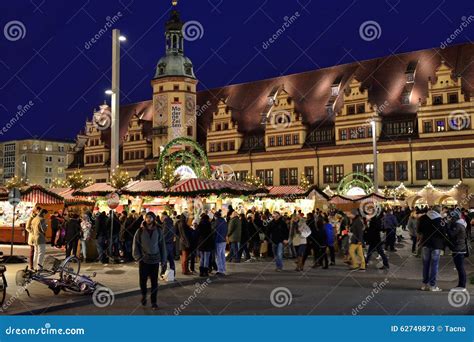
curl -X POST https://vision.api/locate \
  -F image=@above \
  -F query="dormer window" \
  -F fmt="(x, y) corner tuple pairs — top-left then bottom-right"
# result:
(448, 93), (458, 104)
(433, 95), (443, 105)
(347, 105), (355, 115)
(216, 123), (221, 131)
(223, 123), (229, 130)
(356, 104), (365, 114)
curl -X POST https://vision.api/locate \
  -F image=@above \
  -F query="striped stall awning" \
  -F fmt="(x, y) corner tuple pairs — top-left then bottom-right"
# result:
(21, 186), (63, 204)
(267, 186), (306, 197)
(123, 180), (165, 195)
(169, 179), (263, 196)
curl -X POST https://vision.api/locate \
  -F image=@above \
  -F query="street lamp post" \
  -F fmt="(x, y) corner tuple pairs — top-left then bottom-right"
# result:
(110, 29), (124, 172)
(371, 119), (378, 193)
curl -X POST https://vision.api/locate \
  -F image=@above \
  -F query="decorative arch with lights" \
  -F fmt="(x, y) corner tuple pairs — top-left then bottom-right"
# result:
(156, 137), (211, 179)
(336, 172), (374, 195)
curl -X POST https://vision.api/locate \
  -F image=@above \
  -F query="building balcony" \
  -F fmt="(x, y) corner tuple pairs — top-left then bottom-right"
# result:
(152, 126), (168, 137)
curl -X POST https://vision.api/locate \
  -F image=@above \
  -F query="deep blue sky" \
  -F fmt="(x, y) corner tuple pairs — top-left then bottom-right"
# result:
(0, 0), (473, 142)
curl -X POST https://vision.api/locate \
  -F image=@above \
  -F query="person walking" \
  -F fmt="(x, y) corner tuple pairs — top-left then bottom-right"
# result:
(314, 216), (329, 269)
(227, 211), (242, 263)
(407, 210), (419, 255)
(418, 205), (445, 292)
(383, 209), (398, 252)
(213, 211), (228, 276)
(65, 213), (81, 258)
(106, 211), (121, 258)
(365, 212), (389, 269)
(447, 210), (468, 291)
(95, 211), (108, 264)
(238, 213), (251, 261)
(160, 211), (176, 279)
(25, 206), (41, 269)
(291, 215), (307, 271)
(268, 211), (289, 271)
(31, 209), (48, 270)
(80, 213), (93, 262)
(176, 213), (193, 275)
(348, 208), (366, 271)
(50, 211), (60, 247)
(324, 216), (336, 266)
(133, 212), (167, 310)
(197, 214), (214, 277)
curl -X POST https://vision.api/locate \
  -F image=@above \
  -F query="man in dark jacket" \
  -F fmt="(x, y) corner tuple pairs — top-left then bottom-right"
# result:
(160, 211), (176, 278)
(213, 211), (228, 276)
(383, 209), (398, 251)
(106, 212), (121, 258)
(64, 213), (81, 258)
(268, 211), (289, 271)
(365, 213), (389, 269)
(133, 212), (167, 310)
(418, 205), (446, 291)
(95, 211), (108, 263)
(349, 208), (366, 271)
(227, 211), (242, 262)
(50, 212), (60, 247)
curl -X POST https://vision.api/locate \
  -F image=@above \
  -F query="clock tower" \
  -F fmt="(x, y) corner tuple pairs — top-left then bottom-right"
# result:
(151, 0), (198, 157)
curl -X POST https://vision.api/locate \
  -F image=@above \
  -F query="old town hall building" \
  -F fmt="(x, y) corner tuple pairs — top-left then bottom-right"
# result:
(67, 4), (474, 206)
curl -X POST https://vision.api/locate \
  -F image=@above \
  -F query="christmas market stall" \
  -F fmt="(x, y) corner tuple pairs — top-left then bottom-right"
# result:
(0, 185), (64, 244)
(49, 187), (95, 213)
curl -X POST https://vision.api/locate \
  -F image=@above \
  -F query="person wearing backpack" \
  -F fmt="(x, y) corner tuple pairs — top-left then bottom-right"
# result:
(133, 212), (167, 310)
(447, 209), (468, 291)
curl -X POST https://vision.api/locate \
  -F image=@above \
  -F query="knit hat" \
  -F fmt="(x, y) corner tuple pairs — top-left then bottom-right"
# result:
(145, 211), (156, 220)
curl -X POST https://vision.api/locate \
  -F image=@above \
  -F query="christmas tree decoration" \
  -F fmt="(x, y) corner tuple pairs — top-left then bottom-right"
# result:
(300, 173), (311, 191)
(67, 169), (93, 190)
(244, 174), (264, 189)
(161, 163), (181, 189)
(110, 166), (131, 189)
(51, 178), (69, 188)
(5, 176), (28, 190)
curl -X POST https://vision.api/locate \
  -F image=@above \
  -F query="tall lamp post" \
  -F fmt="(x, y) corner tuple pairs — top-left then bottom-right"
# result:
(109, 29), (126, 172)
(371, 119), (378, 193)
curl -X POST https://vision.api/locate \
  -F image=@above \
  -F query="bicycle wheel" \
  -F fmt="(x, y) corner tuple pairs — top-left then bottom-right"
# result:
(59, 256), (81, 284)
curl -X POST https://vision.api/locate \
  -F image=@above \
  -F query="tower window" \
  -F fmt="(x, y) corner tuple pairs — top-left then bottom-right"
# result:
(173, 84), (179, 91)
(173, 97), (179, 102)
(187, 86), (191, 91)
(159, 86), (164, 92)
(187, 126), (193, 136)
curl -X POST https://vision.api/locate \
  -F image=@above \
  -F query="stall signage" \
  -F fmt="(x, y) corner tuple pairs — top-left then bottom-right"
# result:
(8, 188), (21, 207)
(106, 193), (120, 210)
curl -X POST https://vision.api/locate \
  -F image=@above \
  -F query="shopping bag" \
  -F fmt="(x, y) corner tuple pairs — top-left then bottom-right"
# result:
(260, 240), (268, 254)
(164, 269), (175, 282)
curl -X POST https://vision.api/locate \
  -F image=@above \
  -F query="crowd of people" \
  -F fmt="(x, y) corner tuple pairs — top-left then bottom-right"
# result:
(23, 203), (473, 310)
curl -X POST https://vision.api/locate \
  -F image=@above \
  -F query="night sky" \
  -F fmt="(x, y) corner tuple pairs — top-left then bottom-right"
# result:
(0, 0), (473, 142)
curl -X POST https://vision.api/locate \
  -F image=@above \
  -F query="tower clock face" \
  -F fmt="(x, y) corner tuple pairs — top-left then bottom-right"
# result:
(155, 96), (166, 112)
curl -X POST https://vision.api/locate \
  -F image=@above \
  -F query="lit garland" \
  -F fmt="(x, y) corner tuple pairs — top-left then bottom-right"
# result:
(67, 169), (93, 190)
(160, 163), (181, 189)
(5, 176), (28, 190)
(244, 175), (264, 188)
(110, 166), (131, 189)
(300, 173), (311, 191)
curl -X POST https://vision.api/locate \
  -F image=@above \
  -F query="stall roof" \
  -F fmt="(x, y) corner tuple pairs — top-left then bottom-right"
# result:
(122, 180), (166, 196)
(170, 179), (266, 196)
(49, 188), (95, 205)
(73, 183), (119, 197)
(0, 185), (64, 205)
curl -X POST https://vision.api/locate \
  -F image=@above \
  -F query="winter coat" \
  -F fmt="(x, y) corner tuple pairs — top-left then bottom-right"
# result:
(25, 213), (37, 246)
(447, 219), (467, 253)
(292, 220), (307, 246)
(227, 216), (242, 243)
(162, 216), (176, 244)
(382, 213), (398, 231)
(123, 217), (137, 242)
(418, 211), (446, 250)
(350, 216), (365, 244)
(132, 223), (167, 264)
(176, 216), (192, 249)
(31, 216), (47, 245)
(80, 219), (92, 241)
(324, 223), (335, 246)
(268, 217), (289, 244)
(197, 220), (214, 252)
(407, 217), (418, 237)
(240, 218), (250, 243)
(365, 215), (383, 245)
(213, 217), (228, 244)
(106, 214), (121, 237)
(95, 212), (108, 238)
(64, 218), (81, 243)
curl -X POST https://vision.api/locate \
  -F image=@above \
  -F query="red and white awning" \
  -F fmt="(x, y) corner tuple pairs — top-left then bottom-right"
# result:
(123, 180), (165, 194)
(170, 179), (261, 195)
(267, 186), (306, 197)
(21, 186), (63, 204)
